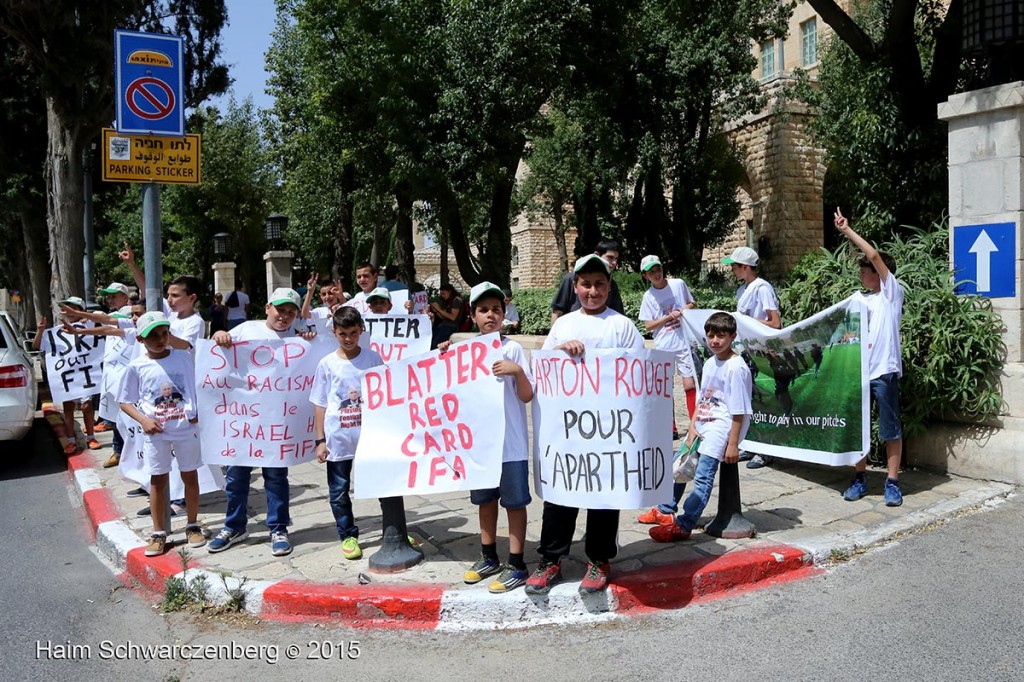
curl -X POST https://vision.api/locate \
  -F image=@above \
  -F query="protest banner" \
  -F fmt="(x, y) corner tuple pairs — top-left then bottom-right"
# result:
(530, 348), (675, 509)
(360, 314), (431, 363)
(411, 290), (429, 314)
(116, 409), (225, 496)
(194, 336), (335, 467)
(354, 332), (505, 498)
(681, 297), (869, 466)
(41, 327), (104, 403)
(98, 336), (137, 422)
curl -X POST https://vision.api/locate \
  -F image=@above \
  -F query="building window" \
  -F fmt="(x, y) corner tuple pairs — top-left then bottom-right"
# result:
(801, 18), (818, 66)
(760, 40), (776, 79)
(512, 277), (520, 292)
(511, 245), (519, 267)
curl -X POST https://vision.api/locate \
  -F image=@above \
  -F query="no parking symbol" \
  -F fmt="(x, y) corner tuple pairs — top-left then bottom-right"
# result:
(115, 30), (185, 136)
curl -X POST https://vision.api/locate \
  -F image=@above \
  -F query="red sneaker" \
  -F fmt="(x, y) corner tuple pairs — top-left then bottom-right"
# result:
(649, 523), (692, 543)
(578, 561), (610, 594)
(637, 507), (676, 526)
(524, 560), (561, 595)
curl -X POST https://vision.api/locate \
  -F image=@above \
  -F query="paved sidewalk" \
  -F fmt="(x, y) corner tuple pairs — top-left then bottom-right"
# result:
(53, 394), (1014, 628)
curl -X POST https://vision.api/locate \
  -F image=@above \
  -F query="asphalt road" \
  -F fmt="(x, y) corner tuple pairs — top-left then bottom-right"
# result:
(3, 417), (1022, 681)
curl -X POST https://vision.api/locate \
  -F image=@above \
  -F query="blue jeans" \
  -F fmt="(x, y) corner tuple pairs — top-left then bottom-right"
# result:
(224, 465), (291, 534)
(657, 482), (687, 515)
(870, 372), (902, 441)
(676, 455), (721, 532)
(326, 459), (358, 540)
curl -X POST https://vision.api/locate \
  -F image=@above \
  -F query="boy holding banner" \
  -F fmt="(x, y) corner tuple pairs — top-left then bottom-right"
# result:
(207, 288), (316, 557)
(525, 254), (644, 596)
(120, 243), (205, 349)
(117, 311), (205, 557)
(310, 307), (384, 560)
(33, 297), (101, 454)
(834, 209), (905, 507)
(636, 254), (699, 526)
(447, 282), (534, 594)
(650, 312), (752, 543)
(723, 245), (780, 470)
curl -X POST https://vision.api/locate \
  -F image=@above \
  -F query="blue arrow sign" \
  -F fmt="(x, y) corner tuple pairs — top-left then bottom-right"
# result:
(953, 222), (1016, 298)
(114, 30), (185, 136)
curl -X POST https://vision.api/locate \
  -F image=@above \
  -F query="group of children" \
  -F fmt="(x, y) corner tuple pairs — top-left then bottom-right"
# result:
(47, 209), (904, 595)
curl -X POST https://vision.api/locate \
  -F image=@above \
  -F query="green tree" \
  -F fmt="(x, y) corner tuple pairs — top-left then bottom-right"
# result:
(0, 0), (229, 301)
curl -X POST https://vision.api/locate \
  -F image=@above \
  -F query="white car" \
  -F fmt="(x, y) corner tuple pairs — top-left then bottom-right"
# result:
(0, 312), (38, 441)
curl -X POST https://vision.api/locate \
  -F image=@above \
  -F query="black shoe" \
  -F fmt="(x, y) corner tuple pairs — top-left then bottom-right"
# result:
(126, 487), (148, 498)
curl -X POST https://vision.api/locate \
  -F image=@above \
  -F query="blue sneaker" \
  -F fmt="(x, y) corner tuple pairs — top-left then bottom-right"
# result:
(207, 528), (248, 553)
(884, 478), (903, 507)
(843, 478), (867, 501)
(488, 565), (528, 594)
(270, 531), (293, 556)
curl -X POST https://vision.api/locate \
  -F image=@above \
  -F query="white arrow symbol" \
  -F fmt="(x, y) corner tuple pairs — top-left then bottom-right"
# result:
(969, 230), (998, 292)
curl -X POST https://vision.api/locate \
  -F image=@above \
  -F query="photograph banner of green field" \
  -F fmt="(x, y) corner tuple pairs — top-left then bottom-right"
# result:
(682, 298), (869, 466)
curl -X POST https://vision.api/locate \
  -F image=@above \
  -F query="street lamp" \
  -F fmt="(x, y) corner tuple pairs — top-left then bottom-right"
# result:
(265, 214), (288, 250)
(213, 232), (233, 258)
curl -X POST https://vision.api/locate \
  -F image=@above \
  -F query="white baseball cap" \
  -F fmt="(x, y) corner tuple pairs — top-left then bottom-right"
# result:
(111, 305), (133, 320)
(100, 282), (130, 296)
(366, 287), (391, 302)
(722, 246), (759, 267)
(60, 296), (86, 310)
(268, 287), (301, 308)
(136, 311), (170, 338)
(469, 281), (504, 306)
(573, 253), (611, 275)
(640, 255), (662, 272)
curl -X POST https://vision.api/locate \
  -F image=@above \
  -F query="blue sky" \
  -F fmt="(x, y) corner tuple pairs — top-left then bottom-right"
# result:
(208, 0), (277, 112)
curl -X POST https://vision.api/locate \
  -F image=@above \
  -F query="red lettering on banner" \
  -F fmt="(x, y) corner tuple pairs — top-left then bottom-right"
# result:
(408, 368), (424, 401)
(409, 402), (426, 429)
(201, 374), (229, 389)
(427, 455), (466, 485)
(251, 344), (275, 368)
(365, 370), (385, 410)
(208, 344), (227, 371)
(214, 394), (261, 417)
(401, 432), (417, 456)
(442, 393), (459, 421)
(407, 460), (417, 487)
(613, 358), (673, 398)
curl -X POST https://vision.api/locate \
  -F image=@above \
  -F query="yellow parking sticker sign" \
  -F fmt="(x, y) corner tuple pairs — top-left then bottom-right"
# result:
(101, 128), (201, 185)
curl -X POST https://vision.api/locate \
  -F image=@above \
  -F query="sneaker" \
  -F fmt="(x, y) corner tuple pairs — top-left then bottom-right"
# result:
(185, 525), (206, 548)
(524, 560), (561, 595)
(649, 522), (692, 543)
(488, 565), (528, 594)
(126, 487), (148, 498)
(63, 441), (78, 455)
(578, 562), (610, 594)
(270, 531), (293, 556)
(843, 477), (868, 501)
(145, 533), (167, 557)
(207, 528), (248, 553)
(341, 536), (362, 560)
(102, 452), (120, 468)
(884, 478), (903, 507)
(746, 454), (772, 469)
(637, 507), (676, 526)
(463, 555), (501, 584)
(86, 438), (101, 450)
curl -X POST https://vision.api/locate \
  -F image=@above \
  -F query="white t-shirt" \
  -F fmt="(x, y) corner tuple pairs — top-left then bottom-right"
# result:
(117, 349), (198, 441)
(226, 290), (250, 320)
(693, 353), (752, 461)
(161, 300), (205, 348)
(309, 348), (384, 462)
(639, 278), (696, 353)
(229, 320), (304, 341)
(496, 337), (531, 463)
(543, 308), (644, 352)
(736, 278), (779, 324)
(310, 306), (334, 320)
(858, 273), (904, 380)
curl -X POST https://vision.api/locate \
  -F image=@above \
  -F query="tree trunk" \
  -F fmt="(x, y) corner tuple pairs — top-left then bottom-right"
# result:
(394, 187), (416, 284)
(551, 193), (568, 276)
(44, 97), (84, 302)
(331, 164), (355, 291)
(20, 204), (49, 325)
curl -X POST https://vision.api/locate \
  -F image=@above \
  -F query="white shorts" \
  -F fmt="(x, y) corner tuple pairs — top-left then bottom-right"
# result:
(143, 433), (202, 476)
(676, 347), (696, 379)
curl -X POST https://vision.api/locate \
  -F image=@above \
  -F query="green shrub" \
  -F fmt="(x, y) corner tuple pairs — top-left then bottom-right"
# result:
(780, 224), (1006, 441)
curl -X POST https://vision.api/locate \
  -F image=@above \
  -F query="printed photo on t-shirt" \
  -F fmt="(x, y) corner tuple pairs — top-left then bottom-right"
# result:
(339, 384), (362, 428)
(152, 374), (187, 424)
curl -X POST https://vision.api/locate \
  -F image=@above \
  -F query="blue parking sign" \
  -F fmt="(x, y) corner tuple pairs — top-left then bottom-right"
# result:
(114, 30), (185, 136)
(953, 222), (1016, 298)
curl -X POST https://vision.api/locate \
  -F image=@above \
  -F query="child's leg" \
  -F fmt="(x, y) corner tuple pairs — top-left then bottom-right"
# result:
(478, 500), (499, 546)
(326, 459), (358, 539)
(80, 400), (95, 436)
(150, 473), (170, 533)
(62, 400), (76, 437)
(676, 455), (720, 532)
(179, 469), (200, 525)
(885, 438), (902, 479)
(500, 460), (531, 561)
(506, 507), (526, 555)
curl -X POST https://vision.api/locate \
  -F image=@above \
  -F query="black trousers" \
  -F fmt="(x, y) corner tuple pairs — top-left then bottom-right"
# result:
(537, 501), (619, 563)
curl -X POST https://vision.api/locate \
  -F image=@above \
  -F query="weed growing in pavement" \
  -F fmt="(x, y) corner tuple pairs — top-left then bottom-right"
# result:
(162, 548), (210, 612)
(218, 573), (250, 613)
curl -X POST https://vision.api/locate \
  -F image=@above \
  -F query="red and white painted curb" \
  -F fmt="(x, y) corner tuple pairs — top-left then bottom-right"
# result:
(51, 406), (825, 629)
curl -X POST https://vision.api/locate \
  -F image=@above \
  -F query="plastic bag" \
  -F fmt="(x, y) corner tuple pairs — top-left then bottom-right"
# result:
(673, 437), (701, 483)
